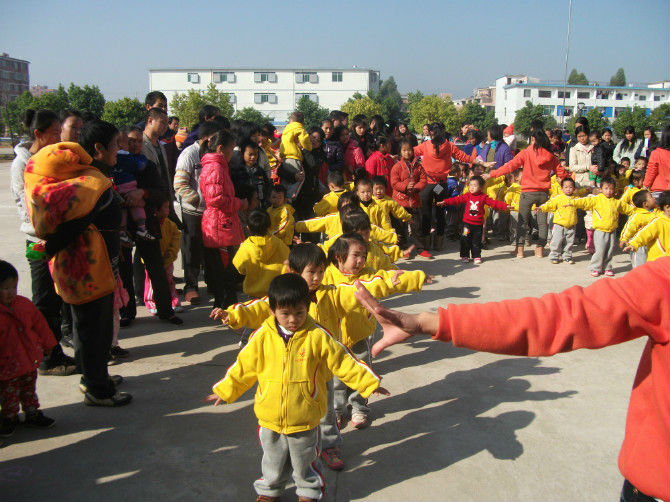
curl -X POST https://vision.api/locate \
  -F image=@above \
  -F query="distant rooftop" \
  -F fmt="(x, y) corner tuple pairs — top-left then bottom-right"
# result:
(149, 66), (378, 72)
(0, 52), (29, 63)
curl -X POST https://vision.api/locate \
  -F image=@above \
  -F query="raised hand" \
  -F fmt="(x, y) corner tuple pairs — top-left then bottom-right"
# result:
(204, 394), (223, 406)
(210, 308), (228, 323)
(373, 386), (390, 396)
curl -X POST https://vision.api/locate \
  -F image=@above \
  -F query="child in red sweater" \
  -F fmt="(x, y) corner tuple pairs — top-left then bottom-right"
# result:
(365, 133), (394, 187)
(437, 175), (510, 263)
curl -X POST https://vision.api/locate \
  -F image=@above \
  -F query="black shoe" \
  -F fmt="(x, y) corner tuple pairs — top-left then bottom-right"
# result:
(23, 410), (55, 428)
(160, 315), (183, 325)
(79, 375), (124, 394)
(0, 417), (18, 437)
(61, 334), (74, 348)
(119, 317), (133, 328)
(38, 361), (77, 376)
(110, 345), (130, 358)
(84, 391), (132, 407)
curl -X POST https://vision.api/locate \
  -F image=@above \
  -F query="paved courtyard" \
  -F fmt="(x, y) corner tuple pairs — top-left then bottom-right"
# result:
(0, 160), (643, 501)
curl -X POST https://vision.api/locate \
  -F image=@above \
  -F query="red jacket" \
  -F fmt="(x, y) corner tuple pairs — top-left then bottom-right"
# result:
(489, 145), (566, 192)
(200, 153), (245, 248)
(440, 192), (508, 226)
(435, 257), (670, 501)
(0, 296), (56, 380)
(390, 159), (427, 208)
(365, 151), (395, 186)
(344, 139), (365, 175)
(413, 140), (472, 182)
(644, 147), (670, 192)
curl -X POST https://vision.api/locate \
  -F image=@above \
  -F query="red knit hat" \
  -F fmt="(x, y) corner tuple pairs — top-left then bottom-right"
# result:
(504, 124), (514, 135)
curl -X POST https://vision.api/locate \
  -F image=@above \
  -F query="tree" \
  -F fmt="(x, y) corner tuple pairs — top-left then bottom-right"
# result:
(457, 102), (498, 132)
(341, 95), (384, 120)
(170, 83), (235, 129)
(567, 69), (589, 85)
(32, 84), (69, 115)
(368, 76), (404, 122)
(408, 94), (459, 136)
(566, 107), (609, 134)
(67, 83), (105, 117)
(648, 104), (670, 131)
(232, 107), (273, 127)
(612, 106), (650, 138)
(102, 97), (146, 129)
(295, 95), (329, 129)
(609, 68), (626, 87)
(1, 91), (35, 139)
(513, 101), (557, 137)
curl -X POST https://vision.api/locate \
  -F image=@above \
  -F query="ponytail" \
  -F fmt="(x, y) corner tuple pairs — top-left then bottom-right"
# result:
(22, 108), (59, 139)
(530, 127), (552, 152)
(199, 129), (234, 159)
(429, 122), (446, 156)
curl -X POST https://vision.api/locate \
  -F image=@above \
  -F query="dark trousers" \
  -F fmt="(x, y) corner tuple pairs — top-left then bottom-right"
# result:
(27, 248), (65, 366)
(518, 191), (549, 247)
(620, 480), (658, 502)
(180, 211), (204, 293)
(203, 247), (237, 308)
(460, 223), (483, 259)
(420, 183), (449, 236)
(120, 240), (174, 320)
(392, 208), (421, 248)
(72, 293), (115, 398)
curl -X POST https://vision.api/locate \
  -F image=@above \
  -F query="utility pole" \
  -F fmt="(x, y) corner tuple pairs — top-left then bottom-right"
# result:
(561, 0), (573, 129)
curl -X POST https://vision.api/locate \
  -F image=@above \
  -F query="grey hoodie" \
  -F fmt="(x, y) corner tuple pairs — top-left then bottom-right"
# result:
(9, 142), (38, 241)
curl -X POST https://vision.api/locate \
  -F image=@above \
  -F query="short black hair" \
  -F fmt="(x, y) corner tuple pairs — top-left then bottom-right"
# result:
(144, 91), (167, 107)
(268, 274), (310, 311)
(561, 177), (576, 187)
(239, 137), (260, 155)
(620, 157), (631, 164)
(327, 170), (345, 188)
(632, 190), (650, 208)
(469, 175), (485, 187)
(371, 175), (387, 188)
(288, 244), (327, 273)
(658, 190), (670, 210)
(271, 184), (287, 197)
(327, 233), (367, 266)
(355, 177), (372, 190)
(198, 105), (220, 124)
(601, 176), (616, 188)
(198, 120), (222, 140)
(168, 116), (179, 123)
(247, 209), (271, 236)
(337, 192), (360, 213)
(629, 170), (644, 183)
(146, 107), (167, 122)
(237, 184), (257, 202)
(341, 209), (371, 233)
(0, 260), (18, 283)
(79, 120), (119, 158)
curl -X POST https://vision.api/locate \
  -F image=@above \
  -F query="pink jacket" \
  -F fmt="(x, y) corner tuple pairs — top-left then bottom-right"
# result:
(344, 139), (365, 174)
(200, 153), (245, 248)
(365, 150), (395, 186)
(0, 296), (56, 380)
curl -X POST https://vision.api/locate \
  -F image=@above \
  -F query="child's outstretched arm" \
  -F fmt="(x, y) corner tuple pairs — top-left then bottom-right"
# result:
(436, 194), (466, 207)
(624, 218), (660, 252)
(209, 331), (262, 404)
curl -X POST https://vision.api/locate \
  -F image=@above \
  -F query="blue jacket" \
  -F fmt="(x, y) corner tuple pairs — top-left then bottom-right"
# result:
(111, 153), (147, 186)
(444, 176), (463, 213)
(480, 141), (514, 170)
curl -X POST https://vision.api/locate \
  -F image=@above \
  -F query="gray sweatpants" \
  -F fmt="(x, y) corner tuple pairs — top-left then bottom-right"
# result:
(333, 338), (370, 417)
(630, 247), (647, 268)
(590, 230), (616, 272)
(254, 426), (324, 500)
(319, 378), (341, 449)
(548, 224), (575, 261)
(518, 191), (549, 247)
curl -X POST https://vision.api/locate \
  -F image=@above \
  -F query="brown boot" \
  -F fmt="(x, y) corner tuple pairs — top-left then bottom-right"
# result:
(516, 245), (525, 258)
(433, 235), (444, 251)
(535, 246), (544, 258)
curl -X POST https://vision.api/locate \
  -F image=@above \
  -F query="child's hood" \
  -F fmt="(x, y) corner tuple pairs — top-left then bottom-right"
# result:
(283, 121), (304, 137)
(249, 235), (284, 260)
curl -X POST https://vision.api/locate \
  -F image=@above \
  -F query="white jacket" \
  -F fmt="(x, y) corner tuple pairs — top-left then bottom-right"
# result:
(9, 142), (38, 240)
(568, 142), (593, 188)
(613, 139), (642, 164)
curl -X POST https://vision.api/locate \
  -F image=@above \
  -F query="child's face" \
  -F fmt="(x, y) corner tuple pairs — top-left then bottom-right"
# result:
(127, 131), (143, 155)
(0, 277), (17, 307)
(561, 182), (575, 196)
(272, 303), (308, 333)
(378, 141), (389, 154)
(269, 191), (285, 208)
(634, 159), (646, 171)
(243, 146), (258, 167)
(400, 143), (413, 161)
(644, 193), (657, 210)
(633, 178), (644, 188)
(356, 184), (372, 202)
(601, 183), (615, 198)
(468, 180), (482, 194)
(293, 263), (326, 293)
(117, 132), (129, 151)
(247, 193), (259, 212)
(399, 124), (407, 134)
(621, 160), (631, 169)
(618, 166), (628, 177)
(589, 135), (600, 146)
(355, 125), (366, 137)
(603, 130), (612, 142)
(158, 201), (170, 219)
(577, 131), (588, 145)
(422, 125), (430, 136)
(339, 242), (367, 275)
(372, 183), (385, 200)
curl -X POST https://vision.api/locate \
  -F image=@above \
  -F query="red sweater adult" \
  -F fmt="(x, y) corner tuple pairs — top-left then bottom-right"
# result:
(644, 147), (670, 192)
(365, 150), (395, 186)
(489, 145), (566, 192)
(440, 192), (509, 226)
(413, 140), (472, 182)
(434, 257), (670, 501)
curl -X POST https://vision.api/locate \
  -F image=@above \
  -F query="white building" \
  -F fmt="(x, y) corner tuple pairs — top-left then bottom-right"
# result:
(149, 67), (381, 125)
(495, 74), (670, 127)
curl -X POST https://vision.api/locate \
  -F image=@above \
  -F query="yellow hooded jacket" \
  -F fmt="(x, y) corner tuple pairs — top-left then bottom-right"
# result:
(313, 190), (346, 217)
(504, 183), (521, 212)
(620, 186), (641, 208)
(360, 200), (392, 230)
(159, 218), (181, 267)
(628, 213), (670, 262)
(267, 204), (295, 246)
(295, 213), (398, 244)
(620, 208), (661, 243)
(320, 234), (398, 270)
(212, 316), (380, 434)
(571, 193), (633, 233)
(374, 195), (412, 222)
(232, 235), (290, 298)
(279, 122), (312, 162)
(539, 192), (587, 229)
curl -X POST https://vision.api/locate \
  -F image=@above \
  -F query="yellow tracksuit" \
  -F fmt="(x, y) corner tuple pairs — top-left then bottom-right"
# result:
(232, 235), (290, 298)
(616, 170), (632, 195)
(360, 200), (392, 230)
(374, 196), (412, 222)
(628, 213), (670, 262)
(620, 186), (641, 208)
(279, 121), (311, 162)
(295, 213), (398, 244)
(313, 190), (346, 217)
(159, 218), (181, 267)
(263, 138), (279, 169)
(322, 264), (426, 347)
(549, 175), (562, 198)
(320, 234), (398, 270)
(571, 193), (633, 233)
(212, 315), (380, 434)
(620, 208), (661, 243)
(504, 183), (521, 212)
(538, 191), (588, 229)
(267, 204), (295, 246)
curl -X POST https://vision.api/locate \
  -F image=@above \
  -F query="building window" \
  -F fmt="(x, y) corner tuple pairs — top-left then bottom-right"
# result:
(596, 90), (610, 99)
(616, 93), (624, 100)
(523, 89), (531, 97)
(295, 72), (318, 84)
(558, 91), (570, 99)
(615, 107), (630, 117)
(577, 91), (590, 99)
(332, 71), (343, 82)
(226, 93), (236, 104)
(213, 72), (235, 84)
(638, 94), (647, 101)
(254, 93), (277, 104)
(538, 90), (552, 98)
(254, 72), (277, 83)
(296, 93), (318, 104)
(187, 73), (200, 83)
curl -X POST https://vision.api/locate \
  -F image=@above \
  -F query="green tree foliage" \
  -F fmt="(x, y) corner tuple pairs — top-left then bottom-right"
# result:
(233, 107), (273, 127)
(67, 83), (105, 117)
(170, 83), (235, 129)
(368, 76), (404, 122)
(32, 84), (70, 114)
(408, 94), (459, 136)
(341, 95), (384, 120)
(566, 107), (610, 134)
(1, 91), (35, 138)
(567, 69), (589, 85)
(609, 68), (626, 87)
(513, 101), (557, 137)
(102, 97), (146, 129)
(295, 95), (329, 129)
(457, 102), (498, 132)
(612, 106), (650, 138)
(648, 104), (670, 131)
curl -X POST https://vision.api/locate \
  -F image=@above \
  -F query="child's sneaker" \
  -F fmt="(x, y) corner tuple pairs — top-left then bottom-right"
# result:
(23, 410), (55, 428)
(461, 257), (470, 263)
(298, 497), (318, 502)
(336, 411), (349, 430)
(551, 259), (560, 264)
(256, 496), (278, 502)
(590, 270), (601, 277)
(110, 345), (130, 359)
(565, 259), (575, 264)
(321, 447), (345, 470)
(136, 229), (156, 241)
(351, 412), (370, 429)
(604, 270), (615, 277)
(473, 258), (482, 264)
(0, 417), (18, 437)
(418, 249), (434, 259)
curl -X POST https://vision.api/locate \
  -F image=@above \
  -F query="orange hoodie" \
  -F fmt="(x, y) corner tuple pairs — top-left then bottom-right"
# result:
(489, 146), (566, 192)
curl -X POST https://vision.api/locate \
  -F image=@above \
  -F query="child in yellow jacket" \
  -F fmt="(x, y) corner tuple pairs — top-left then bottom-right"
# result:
(280, 113), (312, 200)
(619, 190), (660, 268)
(623, 191), (670, 263)
(504, 171), (522, 244)
(207, 273), (383, 501)
(619, 170), (645, 208)
(232, 209), (290, 298)
(536, 178), (588, 264)
(313, 170), (347, 216)
(568, 177), (633, 277)
(355, 177), (392, 231)
(266, 185), (295, 246)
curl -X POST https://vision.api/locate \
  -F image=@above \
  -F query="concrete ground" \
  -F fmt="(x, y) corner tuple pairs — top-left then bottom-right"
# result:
(0, 160), (643, 501)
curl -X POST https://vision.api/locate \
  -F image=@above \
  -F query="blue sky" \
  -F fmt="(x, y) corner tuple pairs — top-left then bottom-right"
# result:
(2, 0), (668, 101)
